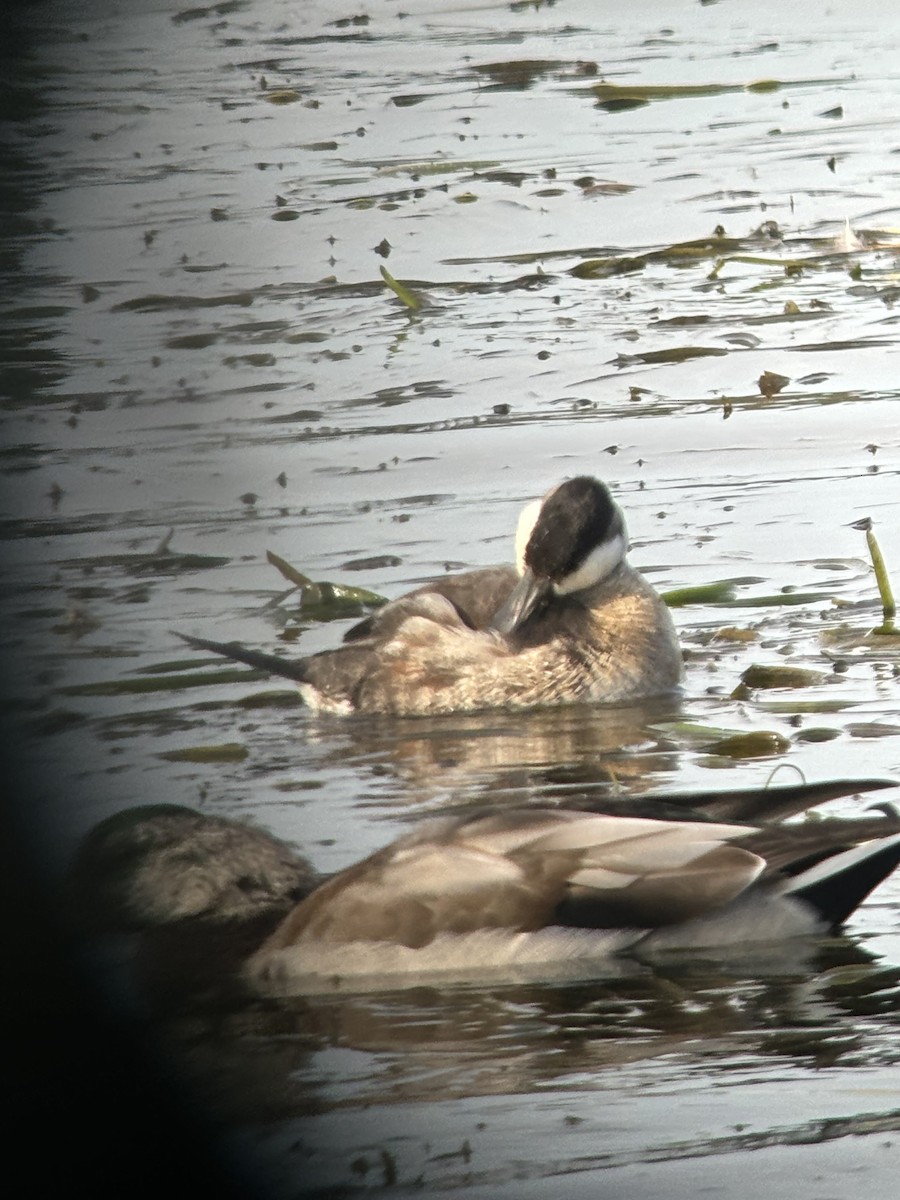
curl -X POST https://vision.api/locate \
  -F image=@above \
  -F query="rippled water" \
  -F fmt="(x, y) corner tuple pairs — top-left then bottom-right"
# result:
(3, 0), (900, 1196)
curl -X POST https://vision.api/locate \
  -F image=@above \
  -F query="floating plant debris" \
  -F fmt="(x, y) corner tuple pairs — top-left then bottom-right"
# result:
(852, 517), (896, 634)
(158, 743), (249, 763)
(738, 664), (830, 690)
(651, 720), (791, 759)
(758, 370), (791, 397)
(662, 579), (828, 609)
(662, 581), (739, 607)
(590, 77), (837, 111)
(380, 265), (423, 311)
(266, 550), (387, 619)
(705, 730), (792, 759)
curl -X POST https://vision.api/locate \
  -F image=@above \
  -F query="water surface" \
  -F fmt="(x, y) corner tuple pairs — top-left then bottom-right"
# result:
(2, 1), (900, 1196)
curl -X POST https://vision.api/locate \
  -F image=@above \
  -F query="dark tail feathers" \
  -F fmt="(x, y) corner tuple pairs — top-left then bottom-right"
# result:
(784, 831), (900, 929)
(174, 632), (308, 684)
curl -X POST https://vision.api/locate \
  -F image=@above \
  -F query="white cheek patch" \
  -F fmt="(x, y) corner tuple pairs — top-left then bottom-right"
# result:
(555, 530), (627, 596)
(514, 498), (542, 577)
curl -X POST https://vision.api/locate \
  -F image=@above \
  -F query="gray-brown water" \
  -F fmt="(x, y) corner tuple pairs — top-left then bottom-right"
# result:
(3, 0), (900, 1196)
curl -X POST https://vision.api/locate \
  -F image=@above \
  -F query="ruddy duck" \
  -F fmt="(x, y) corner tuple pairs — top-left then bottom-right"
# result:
(178, 475), (682, 716)
(70, 780), (900, 993)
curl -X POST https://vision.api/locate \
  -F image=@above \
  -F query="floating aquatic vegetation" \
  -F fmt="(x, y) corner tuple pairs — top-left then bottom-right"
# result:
(158, 743), (248, 763)
(662, 581), (739, 607)
(819, 520), (900, 659)
(570, 230), (776, 280)
(391, 94), (432, 108)
(709, 627), (759, 644)
(652, 720), (790, 759)
(793, 727), (841, 743)
(266, 550), (387, 620)
(705, 730), (792, 759)
(66, 532), (230, 579)
(234, 690), (301, 710)
(341, 554), (401, 572)
(569, 257), (639, 279)
(755, 698), (858, 714)
(589, 78), (833, 111)
(852, 518), (896, 635)
(377, 159), (500, 178)
(736, 664), (830, 691)
(717, 592), (830, 609)
(263, 89), (302, 106)
(662, 579), (828, 609)
(579, 180), (636, 197)
(113, 293), (254, 312)
(471, 60), (563, 90)
(613, 346), (728, 366)
(166, 333), (219, 350)
(651, 719), (747, 741)
(380, 265), (422, 311)
(821, 627), (900, 662)
(707, 254), (808, 281)
(845, 722), (900, 740)
(758, 371), (790, 398)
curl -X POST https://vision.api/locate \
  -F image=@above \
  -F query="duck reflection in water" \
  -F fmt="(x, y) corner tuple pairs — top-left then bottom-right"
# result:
(178, 476), (683, 716)
(68, 780), (900, 998)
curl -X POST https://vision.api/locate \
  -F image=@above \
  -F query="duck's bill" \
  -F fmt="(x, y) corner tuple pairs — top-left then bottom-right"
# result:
(489, 568), (552, 635)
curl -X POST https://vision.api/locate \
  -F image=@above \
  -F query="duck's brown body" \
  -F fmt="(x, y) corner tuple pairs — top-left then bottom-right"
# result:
(302, 560), (681, 716)
(179, 477), (682, 716)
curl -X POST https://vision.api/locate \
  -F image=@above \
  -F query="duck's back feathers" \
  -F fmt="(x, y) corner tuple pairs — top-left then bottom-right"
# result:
(190, 563), (679, 717)
(343, 566), (519, 642)
(346, 562), (680, 716)
(180, 565), (681, 715)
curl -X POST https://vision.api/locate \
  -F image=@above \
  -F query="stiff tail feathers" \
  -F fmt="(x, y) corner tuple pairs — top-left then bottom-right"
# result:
(174, 632), (309, 684)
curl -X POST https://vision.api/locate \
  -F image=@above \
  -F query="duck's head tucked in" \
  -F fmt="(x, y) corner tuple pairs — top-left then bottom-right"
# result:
(492, 476), (628, 635)
(177, 473), (682, 716)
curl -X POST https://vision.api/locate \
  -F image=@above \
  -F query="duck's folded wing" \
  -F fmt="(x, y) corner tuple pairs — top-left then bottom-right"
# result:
(343, 567), (519, 642)
(260, 811), (766, 956)
(254, 835), (569, 952)
(340, 592), (472, 644)
(496, 813), (766, 928)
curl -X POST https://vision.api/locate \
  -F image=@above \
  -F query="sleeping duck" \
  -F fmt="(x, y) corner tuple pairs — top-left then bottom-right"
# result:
(178, 476), (683, 716)
(68, 780), (900, 994)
